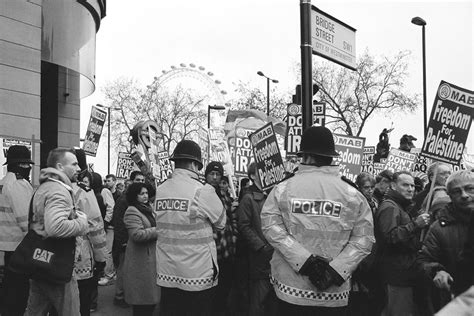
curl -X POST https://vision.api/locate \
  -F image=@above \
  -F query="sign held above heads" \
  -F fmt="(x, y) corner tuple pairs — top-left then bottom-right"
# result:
(83, 106), (107, 157)
(333, 134), (365, 183)
(116, 152), (135, 180)
(421, 81), (473, 165)
(311, 6), (357, 70)
(249, 123), (286, 191)
(285, 102), (326, 155)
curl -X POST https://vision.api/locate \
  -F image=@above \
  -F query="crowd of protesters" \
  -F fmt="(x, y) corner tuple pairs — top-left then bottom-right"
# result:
(0, 133), (473, 315)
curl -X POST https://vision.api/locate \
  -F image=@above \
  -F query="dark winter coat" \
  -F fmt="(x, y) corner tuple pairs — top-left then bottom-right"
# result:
(375, 189), (422, 286)
(416, 203), (470, 279)
(112, 194), (128, 266)
(373, 188), (385, 205)
(452, 213), (474, 295)
(415, 203), (470, 310)
(237, 184), (272, 279)
(123, 205), (160, 305)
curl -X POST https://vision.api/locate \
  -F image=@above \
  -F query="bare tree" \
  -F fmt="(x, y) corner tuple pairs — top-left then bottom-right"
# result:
(102, 77), (207, 154)
(229, 81), (290, 120)
(311, 50), (419, 136)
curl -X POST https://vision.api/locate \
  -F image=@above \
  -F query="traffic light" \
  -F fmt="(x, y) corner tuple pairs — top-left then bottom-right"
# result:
(292, 84), (319, 105)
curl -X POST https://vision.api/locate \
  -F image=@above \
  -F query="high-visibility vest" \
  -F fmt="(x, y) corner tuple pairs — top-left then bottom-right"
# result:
(261, 165), (375, 307)
(0, 172), (33, 251)
(155, 168), (226, 291)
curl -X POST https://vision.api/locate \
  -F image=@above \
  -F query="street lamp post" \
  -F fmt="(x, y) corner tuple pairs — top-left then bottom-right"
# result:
(96, 104), (120, 175)
(257, 71), (279, 116)
(411, 16), (427, 135)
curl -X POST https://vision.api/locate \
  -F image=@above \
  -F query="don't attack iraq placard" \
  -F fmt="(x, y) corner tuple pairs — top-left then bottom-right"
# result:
(422, 81), (473, 165)
(249, 123), (286, 191)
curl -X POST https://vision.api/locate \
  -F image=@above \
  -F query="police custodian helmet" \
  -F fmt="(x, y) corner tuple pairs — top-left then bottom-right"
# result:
(170, 140), (203, 170)
(297, 126), (340, 158)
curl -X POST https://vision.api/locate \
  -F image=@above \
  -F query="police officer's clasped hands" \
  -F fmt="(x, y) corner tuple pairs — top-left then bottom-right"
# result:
(299, 255), (345, 291)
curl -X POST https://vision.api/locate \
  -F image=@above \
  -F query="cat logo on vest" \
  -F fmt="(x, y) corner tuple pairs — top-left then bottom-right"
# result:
(291, 199), (342, 218)
(33, 248), (54, 263)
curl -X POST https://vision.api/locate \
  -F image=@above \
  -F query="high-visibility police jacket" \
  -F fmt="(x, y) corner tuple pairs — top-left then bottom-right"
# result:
(155, 168), (226, 291)
(261, 165), (374, 307)
(0, 172), (33, 251)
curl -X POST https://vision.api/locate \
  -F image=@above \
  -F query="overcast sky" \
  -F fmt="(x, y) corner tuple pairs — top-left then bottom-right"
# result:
(81, 0), (473, 174)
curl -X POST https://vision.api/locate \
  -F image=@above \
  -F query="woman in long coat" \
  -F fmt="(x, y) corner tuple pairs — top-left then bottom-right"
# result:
(123, 182), (160, 316)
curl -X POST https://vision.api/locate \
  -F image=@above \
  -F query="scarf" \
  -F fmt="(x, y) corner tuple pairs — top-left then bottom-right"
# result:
(134, 202), (156, 227)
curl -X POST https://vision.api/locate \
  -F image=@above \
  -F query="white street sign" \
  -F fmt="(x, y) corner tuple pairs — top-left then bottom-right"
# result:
(311, 6), (357, 70)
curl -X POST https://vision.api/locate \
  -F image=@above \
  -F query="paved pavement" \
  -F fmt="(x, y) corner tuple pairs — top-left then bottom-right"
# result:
(93, 282), (160, 316)
(93, 282), (131, 316)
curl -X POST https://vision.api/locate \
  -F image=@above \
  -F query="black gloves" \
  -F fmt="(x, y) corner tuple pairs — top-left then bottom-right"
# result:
(314, 262), (345, 290)
(299, 255), (345, 291)
(259, 244), (274, 260)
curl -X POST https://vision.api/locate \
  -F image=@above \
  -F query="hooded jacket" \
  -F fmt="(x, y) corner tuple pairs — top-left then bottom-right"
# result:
(30, 168), (88, 239)
(261, 165), (374, 307)
(375, 189), (421, 286)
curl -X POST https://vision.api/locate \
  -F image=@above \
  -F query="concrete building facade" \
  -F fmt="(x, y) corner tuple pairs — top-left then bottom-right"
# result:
(0, 0), (105, 183)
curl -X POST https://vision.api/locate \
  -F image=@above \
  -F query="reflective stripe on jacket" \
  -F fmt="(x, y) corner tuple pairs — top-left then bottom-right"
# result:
(261, 165), (374, 307)
(155, 168), (226, 291)
(73, 184), (108, 280)
(0, 172), (33, 251)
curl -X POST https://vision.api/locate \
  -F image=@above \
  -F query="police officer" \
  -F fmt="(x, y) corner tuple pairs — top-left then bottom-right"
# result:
(0, 145), (34, 315)
(154, 140), (226, 316)
(261, 126), (374, 315)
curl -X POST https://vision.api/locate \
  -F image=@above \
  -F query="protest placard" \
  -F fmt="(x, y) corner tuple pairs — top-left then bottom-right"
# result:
(361, 146), (375, 174)
(210, 129), (234, 174)
(285, 102), (326, 155)
(148, 127), (161, 179)
(373, 162), (386, 177)
(363, 146), (375, 163)
(411, 148), (432, 174)
(1, 137), (33, 178)
(421, 81), (473, 165)
(2, 138), (32, 158)
(313, 102), (326, 126)
(333, 134), (365, 182)
(230, 127), (254, 176)
(385, 148), (417, 172)
(249, 123), (286, 190)
(116, 152), (135, 179)
(82, 106), (107, 156)
(157, 151), (173, 181)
